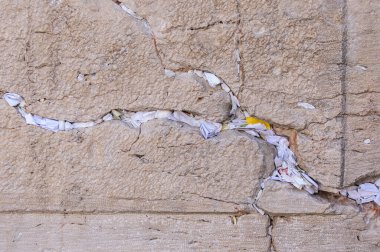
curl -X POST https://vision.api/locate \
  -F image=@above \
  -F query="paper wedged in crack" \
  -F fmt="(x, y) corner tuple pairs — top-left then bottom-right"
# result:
(3, 89), (321, 196)
(341, 180), (380, 205)
(0, 105), (275, 212)
(199, 121), (222, 139)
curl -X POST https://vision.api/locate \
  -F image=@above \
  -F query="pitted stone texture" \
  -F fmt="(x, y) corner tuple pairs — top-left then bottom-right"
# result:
(0, 213), (271, 252)
(256, 180), (331, 215)
(0, 1), (29, 93)
(238, 0), (344, 188)
(297, 118), (343, 187)
(238, 0), (343, 129)
(344, 116), (380, 185)
(0, 0), (230, 123)
(273, 214), (380, 252)
(0, 100), (275, 213)
(344, 0), (380, 186)
(120, 0), (241, 93)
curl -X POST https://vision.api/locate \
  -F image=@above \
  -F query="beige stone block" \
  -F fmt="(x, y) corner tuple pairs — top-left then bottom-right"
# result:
(272, 215), (380, 252)
(238, 0), (343, 129)
(0, 213), (271, 251)
(120, 0), (241, 92)
(256, 181), (331, 215)
(0, 1), (29, 93)
(344, 0), (380, 186)
(297, 118), (343, 187)
(344, 115), (380, 185)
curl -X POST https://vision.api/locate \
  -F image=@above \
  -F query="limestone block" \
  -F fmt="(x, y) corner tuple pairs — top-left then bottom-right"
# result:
(0, 213), (271, 251)
(344, 0), (380, 186)
(120, 0), (241, 92)
(344, 115), (380, 185)
(272, 215), (380, 252)
(256, 180), (331, 215)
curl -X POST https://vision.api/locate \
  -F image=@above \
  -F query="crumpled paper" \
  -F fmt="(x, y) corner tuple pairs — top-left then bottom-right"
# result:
(341, 179), (380, 206)
(3, 93), (97, 132)
(196, 70), (240, 115)
(200, 121), (222, 139)
(224, 117), (318, 194)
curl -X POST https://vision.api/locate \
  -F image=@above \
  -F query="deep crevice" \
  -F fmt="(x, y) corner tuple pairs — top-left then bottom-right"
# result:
(339, 0), (348, 187)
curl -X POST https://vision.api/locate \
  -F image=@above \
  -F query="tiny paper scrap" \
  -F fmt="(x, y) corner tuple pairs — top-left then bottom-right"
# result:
(4, 93), (23, 107)
(120, 3), (143, 20)
(341, 180), (380, 206)
(164, 69), (176, 78)
(111, 109), (122, 119)
(77, 73), (85, 82)
(154, 110), (172, 119)
(72, 121), (96, 129)
(221, 83), (230, 93)
(229, 93), (240, 115)
(364, 139), (371, 144)
(297, 102), (315, 110)
(203, 72), (221, 87)
(193, 70), (204, 78)
(102, 113), (113, 121)
(169, 111), (201, 128)
(226, 119), (267, 131)
(199, 121), (222, 139)
(130, 111), (157, 127)
(246, 116), (270, 130)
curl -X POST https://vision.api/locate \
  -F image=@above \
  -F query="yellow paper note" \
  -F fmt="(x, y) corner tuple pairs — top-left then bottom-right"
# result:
(246, 116), (271, 129)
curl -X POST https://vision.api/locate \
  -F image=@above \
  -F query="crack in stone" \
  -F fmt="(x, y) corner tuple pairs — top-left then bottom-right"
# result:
(267, 216), (276, 252)
(4, 2), (318, 211)
(340, 0), (348, 187)
(235, 0), (245, 97)
(188, 19), (238, 31)
(186, 192), (241, 206)
(115, 1), (166, 69)
(9, 0), (373, 216)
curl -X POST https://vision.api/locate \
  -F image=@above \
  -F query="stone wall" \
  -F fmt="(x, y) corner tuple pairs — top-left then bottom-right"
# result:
(0, 0), (379, 251)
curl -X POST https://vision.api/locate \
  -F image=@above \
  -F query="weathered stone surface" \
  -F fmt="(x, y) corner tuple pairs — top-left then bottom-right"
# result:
(344, 116), (380, 185)
(120, 0), (241, 93)
(238, 0), (344, 188)
(344, 0), (380, 186)
(0, 1), (29, 93)
(272, 214), (380, 252)
(0, 99), (275, 213)
(296, 118), (343, 187)
(256, 180), (331, 215)
(0, 0), (380, 250)
(0, 0), (231, 123)
(0, 213), (271, 251)
(239, 0), (343, 129)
